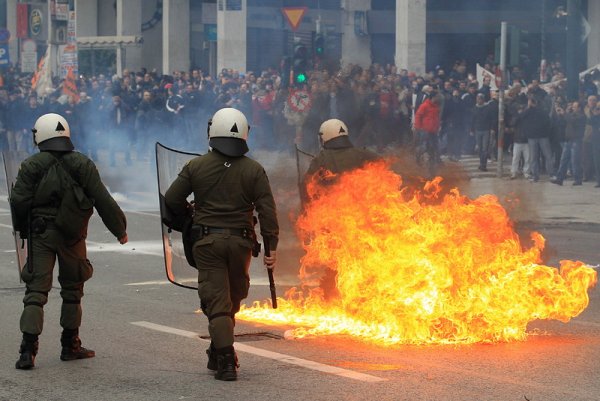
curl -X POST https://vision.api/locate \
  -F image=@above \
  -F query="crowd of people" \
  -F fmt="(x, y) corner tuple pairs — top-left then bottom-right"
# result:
(0, 57), (599, 185)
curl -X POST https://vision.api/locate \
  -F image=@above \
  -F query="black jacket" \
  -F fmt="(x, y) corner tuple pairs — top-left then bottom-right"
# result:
(514, 106), (551, 139)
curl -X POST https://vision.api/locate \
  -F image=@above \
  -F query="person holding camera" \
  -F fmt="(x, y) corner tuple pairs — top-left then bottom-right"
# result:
(551, 101), (586, 186)
(515, 96), (554, 182)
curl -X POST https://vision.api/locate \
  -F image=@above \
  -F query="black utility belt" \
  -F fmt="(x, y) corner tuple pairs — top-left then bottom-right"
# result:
(193, 225), (252, 239)
(31, 216), (57, 234)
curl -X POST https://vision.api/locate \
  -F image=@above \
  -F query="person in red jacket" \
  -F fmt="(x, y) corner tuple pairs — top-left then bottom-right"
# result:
(414, 94), (442, 177)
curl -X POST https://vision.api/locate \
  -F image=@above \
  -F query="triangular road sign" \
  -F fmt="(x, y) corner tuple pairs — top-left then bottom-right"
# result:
(282, 7), (307, 31)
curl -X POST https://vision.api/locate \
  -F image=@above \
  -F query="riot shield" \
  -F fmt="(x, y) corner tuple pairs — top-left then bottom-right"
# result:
(155, 142), (200, 290)
(2, 151), (28, 276)
(295, 144), (315, 193)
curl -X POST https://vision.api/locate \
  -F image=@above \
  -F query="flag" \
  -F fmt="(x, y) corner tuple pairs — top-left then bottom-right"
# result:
(31, 47), (53, 98)
(539, 63), (600, 93)
(62, 66), (79, 102)
(476, 63), (498, 91)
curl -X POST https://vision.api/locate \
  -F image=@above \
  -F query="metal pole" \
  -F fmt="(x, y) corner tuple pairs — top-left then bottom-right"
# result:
(541, 0), (546, 61)
(540, 0), (546, 82)
(497, 21), (507, 178)
(566, 0), (581, 101)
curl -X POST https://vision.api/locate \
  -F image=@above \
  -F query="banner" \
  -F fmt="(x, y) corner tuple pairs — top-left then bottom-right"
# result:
(59, 11), (78, 78)
(62, 66), (79, 102)
(28, 5), (48, 41)
(31, 46), (52, 97)
(539, 63), (600, 93)
(16, 4), (28, 39)
(21, 39), (37, 73)
(476, 63), (498, 91)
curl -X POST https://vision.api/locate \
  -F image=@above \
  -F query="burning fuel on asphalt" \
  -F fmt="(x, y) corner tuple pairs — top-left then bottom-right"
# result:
(238, 162), (598, 345)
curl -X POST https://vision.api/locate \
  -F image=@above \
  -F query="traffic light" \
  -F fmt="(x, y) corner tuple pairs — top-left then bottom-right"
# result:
(518, 29), (531, 65)
(280, 56), (291, 88)
(293, 44), (308, 86)
(508, 26), (532, 67)
(508, 25), (520, 66)
(314, 34), (325, 57)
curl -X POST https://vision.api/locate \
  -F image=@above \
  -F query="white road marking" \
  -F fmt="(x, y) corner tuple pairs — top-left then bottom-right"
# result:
(132, 321), (199, 339)
(131, 321), (386, 382)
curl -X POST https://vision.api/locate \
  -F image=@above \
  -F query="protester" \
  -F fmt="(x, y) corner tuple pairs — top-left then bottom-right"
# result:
(551, 101), (585, 185)
(0, 55), (597, 186)
(414, 93), (442, 177)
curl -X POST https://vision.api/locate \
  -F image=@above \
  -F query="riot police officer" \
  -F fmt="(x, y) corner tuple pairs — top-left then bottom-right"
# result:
(10, 113), (128, 369)
(301, 119), (381, 298)
(301, 118), (381, 204)
(164, 107), (279, 381)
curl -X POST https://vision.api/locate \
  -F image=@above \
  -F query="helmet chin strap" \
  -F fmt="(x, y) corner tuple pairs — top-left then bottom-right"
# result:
(31, 128), (38, 146)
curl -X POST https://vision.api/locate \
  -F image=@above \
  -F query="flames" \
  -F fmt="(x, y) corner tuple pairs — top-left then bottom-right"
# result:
(238, 161), (597, 345)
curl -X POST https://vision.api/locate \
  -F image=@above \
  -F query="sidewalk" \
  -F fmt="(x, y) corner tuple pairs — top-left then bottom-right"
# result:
(454, 155), (600, 226)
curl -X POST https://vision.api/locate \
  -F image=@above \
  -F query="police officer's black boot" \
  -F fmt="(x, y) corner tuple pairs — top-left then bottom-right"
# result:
(15, 333), (38, 370)
(206, 342), (217, 371)
(60, 329), (95, 361)
(214, 346), (238, 381)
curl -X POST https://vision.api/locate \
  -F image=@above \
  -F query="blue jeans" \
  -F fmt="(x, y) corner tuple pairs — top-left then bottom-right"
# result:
(475, 130), (490, 168)
(528, 137), (554, 180)
(555, 139), (582, 183)
(416, 131), (440, 177)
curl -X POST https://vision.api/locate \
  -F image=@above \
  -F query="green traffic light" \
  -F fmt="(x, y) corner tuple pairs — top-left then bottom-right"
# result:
(296, 73), (307, 83)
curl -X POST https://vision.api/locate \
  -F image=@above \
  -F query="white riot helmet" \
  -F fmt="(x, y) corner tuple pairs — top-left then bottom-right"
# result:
(207, 108), (250, 157)
(319, 119), (348, 144)
(32, 113), (74, 151)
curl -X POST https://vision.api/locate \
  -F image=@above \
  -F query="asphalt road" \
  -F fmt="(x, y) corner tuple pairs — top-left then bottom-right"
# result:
(0, 150), (598, 401)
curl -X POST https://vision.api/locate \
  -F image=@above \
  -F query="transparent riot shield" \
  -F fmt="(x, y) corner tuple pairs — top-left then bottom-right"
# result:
(2, 151), (28, 276)
(155, 142), (201, 290)
(295, 143), (315, 193)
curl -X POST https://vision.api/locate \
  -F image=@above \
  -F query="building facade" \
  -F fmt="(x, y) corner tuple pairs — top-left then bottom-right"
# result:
(0, 0), (597, 79)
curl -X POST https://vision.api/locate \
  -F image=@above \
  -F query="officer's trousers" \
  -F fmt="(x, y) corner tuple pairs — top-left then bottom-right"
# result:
(194, 234), (252, 349)
(20, 227), (93, 335)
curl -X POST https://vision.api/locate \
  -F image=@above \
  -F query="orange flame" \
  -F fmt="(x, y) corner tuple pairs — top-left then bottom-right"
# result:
(238, 162), (597, 345)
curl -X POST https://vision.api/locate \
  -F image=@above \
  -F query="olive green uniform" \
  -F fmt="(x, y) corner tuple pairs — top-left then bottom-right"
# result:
(302, 135), (380, 297)
(165, 150), (278, 349)
(10, 150), (127, 336)
(301, 135), (381, 204)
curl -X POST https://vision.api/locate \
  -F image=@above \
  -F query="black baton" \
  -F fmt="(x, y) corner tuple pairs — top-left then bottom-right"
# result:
(26, 214), (33, 274)
(264, 240), (277, 309)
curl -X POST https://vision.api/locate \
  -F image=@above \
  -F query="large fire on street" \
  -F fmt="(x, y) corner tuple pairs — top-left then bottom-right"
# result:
(238, 162), (597, 345)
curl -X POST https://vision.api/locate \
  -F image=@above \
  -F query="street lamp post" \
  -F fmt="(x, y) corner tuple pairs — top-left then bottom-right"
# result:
(496, 21), (507, 178)
(566, 0), (582, 101)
